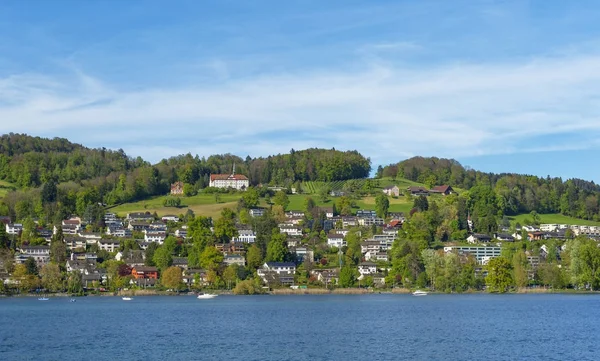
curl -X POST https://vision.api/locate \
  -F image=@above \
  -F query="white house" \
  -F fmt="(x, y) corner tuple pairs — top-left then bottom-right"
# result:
(144, 230), (166, 243)
(358, 262), (377, 276)
(223, 254), (246, 267)
(444, 246), (501, 265)
(98, 239), (120, 252)
(17, 246), (50, 266)
(257, 262), (297, 285)
(327, 234), (346, 248)
(6, 223), (23, 235)
(382, 185), (400, 197)
(279, 224), (302, 236)
(209, 172), (249, 190)
(161, 215), (180, 223)
(232, 229), (256, 243)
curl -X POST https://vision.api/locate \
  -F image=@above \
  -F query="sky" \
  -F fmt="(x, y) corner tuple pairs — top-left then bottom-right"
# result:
(1, 0), (600, 181)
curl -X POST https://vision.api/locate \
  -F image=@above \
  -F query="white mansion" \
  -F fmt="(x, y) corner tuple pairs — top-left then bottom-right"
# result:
(209, 171), (249, 190)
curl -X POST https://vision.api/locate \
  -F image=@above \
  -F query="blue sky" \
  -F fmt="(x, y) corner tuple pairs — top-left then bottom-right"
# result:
(2, 0), (600, 180)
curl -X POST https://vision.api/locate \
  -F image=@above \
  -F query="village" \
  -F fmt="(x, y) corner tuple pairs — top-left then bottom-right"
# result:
(1, 170), (593, 294)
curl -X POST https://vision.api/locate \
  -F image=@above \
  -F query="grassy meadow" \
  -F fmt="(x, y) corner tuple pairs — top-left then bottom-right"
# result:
(510, 213), (600, 226)
(0, 180), (16, 197)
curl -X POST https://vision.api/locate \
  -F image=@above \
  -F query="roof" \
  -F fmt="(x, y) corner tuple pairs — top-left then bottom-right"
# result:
(133, 266), (158, 272)
(210, 174), (248, 181)
(407, 186), (428, 192)
(431, 185), (452, 193)
(328, 234), (344, 239)
(383, 185), (399, 190)
(266, 262), (296, 268)
(360, 262), (377, 266)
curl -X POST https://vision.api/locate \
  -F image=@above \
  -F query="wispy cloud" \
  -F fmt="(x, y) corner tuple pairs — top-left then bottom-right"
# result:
(2, 51), (600, 167)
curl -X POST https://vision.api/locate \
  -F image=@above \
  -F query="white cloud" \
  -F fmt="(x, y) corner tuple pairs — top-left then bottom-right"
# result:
(2, 53), (600, 165)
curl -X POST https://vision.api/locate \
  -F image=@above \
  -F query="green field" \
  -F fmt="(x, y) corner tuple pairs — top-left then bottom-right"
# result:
(109, 193), (243, 218)
(510, 213), (600, 226)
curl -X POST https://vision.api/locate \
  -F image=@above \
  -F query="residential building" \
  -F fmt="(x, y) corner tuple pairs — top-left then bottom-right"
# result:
(98, 239), (120, 252)
(232, 229), (256, 243)
(361, 241), (381, 254)
(257, 262), (296, 285)
(467, 234), (493, 244)
(17, 246), (50, 266)
(209, 170), (249, 190)
(358, 262), (377, 276)
(223, 254), (246, 267)
(170, 181), (184, 195)
(429, 185), (456, 196)
(327, 233), (346, 248)
(356, 210), (376, 218)
(249, 208), (265, 217)
(407, 186), (429, 196)
(65, 237), (87, 250)
(6, 223), (23, 235)
(175, 227), (188, 239)
(126, 212), (154, 222)
(494, 233), (515, 242)
(382, 185), (400, 197)
(144, 230), (166, 243)
(358, 217), (384, 227)
(444, 246), (501, 265)
(162, 215), (180, 223)
(172, 257), (189, 270)
(131, 266), (159, 279)
(279, 224), (302, 236)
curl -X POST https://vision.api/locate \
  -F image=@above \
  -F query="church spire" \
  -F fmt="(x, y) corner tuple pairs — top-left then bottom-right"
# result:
(232, 163), (235, 175)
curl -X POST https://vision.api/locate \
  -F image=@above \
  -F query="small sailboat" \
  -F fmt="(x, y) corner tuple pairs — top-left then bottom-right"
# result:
(70, 299), (77, 303)
(412, 290), (428, 296)
(122, 297), (133, 301)
(38, 297), (49, 301)
(197, 293), (217, 299)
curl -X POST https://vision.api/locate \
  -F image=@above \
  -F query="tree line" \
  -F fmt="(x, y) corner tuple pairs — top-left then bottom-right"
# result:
(380, 156), (600, 221)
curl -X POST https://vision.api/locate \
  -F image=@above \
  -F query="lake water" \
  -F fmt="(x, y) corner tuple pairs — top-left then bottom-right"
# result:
(1, 294), (600, 360)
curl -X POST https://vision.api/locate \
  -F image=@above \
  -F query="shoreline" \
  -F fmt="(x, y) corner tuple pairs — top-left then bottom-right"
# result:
(2, 287), (599, 298)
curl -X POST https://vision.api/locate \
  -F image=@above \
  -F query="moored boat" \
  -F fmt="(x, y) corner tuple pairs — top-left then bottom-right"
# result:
(38, 297), (49, 301)
(412, 290), (428, 296)
(122, 297), (133, 301)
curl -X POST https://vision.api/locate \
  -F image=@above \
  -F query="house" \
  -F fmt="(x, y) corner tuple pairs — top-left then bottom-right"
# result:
(232, 229), (256, 243)
(116, 250), (145, 267)
(444, 246), (501, 265)
(150, 221), (167, 231)
(126, 212), (154, 222)
(144, 230), (166, 243)
(175, 227), (188, 239)
(130, 277), (158, 288)
(286, 237), (301, 247)
(249, 208), (265, 218)
(98, 239), (120, 252)
(279, 224), (302, 236)
(342, 217), (359, 228)
(131, 266), (159, 279)
(311, 268), (339, 285)
(356, 210), (377, 218)
(358, 217), (384, 227)
(382, 185), (400, 197)
(528, 232), (544, 241)
(172, 257), (189, 270)
(82, 270), (107, 288)
(162, 215), (180, 223)
(293, 247), (313, 263)
(183, 269), (208, 287)
(17, 246), (50, 266)
(467, 234), (493, 244)
(330, 190), (346, 197)
(223, 254), (245, 267)
(407, 186), (429, 196)
(372, 273), (387, 287)
(106, 226), (132, 238)
(327, 233), (346, 248)
(429, 185), (455, 196)
(358, 262), (377, 276)
(382, 227), (399, 236)
(6, 223), (23, 235)
(170, 181), (184, 195)
(65, 237), (87, 250)
(257, 262), (297, 285)
(318, 207), (334, 219)
(128, 221), (151, 232)
(76, 232), (102, 244)
(361, 241), (381, 254)
(375, 252), (389, 262)
(286, 210), (305, 218)
(494, 233), (515, 242)
(209, 169), (249, 190)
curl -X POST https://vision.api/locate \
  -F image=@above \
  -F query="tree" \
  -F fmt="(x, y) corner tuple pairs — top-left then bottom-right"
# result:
(337, 196), (353, 216)
(161, 266), (184, 291)
(50, 231), (67, 265)
(40, 263), (63, 292)
(153, 245), (173, 271)
(223, 264), (238, 289)
(25, 257), (38, 275)
(200, 246), (224, 271)
(318, 187), (329, 203)
(512, 250), (529, 288)
(241, 187), (260, 208)
(375, 193), (390, 218)
(266, 231), (288, 263)
(213, 208), (238, 243)
(339, 265), (356, 287)
(273, 191), (290, 210)
(413, 196), (429, 212)
(485, 256), (513, 293)
(145, 242), (159, 266)
(246, 244), (263, 270)
(67, 272), (83, 295)
(13, 263), (38, 292)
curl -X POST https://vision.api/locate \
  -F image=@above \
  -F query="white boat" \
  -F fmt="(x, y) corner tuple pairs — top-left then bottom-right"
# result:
(38, 297), (49, 301)
(197, 293), (218, 299)
(412, 290), (428, 296)
(70, 299), (77, 303)
(122, 297), (133, 301)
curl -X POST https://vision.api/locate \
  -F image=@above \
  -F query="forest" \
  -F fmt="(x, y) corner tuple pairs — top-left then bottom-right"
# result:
(379, 156), (600, 221)
(0, 134), (371, 224)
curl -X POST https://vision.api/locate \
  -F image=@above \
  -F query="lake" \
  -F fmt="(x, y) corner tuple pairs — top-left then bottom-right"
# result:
(1, 294), (600, 360)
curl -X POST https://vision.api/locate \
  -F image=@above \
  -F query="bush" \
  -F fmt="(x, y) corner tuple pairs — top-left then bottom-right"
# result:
(233, 279), (264, 295)
(163, 197), (181, 207)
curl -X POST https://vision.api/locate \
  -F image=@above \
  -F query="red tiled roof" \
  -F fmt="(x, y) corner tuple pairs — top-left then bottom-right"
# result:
(431, 185), (451, 193)
(210, 174), (249, 181)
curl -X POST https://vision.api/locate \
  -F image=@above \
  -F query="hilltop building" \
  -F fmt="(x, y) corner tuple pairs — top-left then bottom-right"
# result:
(209, 164), (249, 190)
